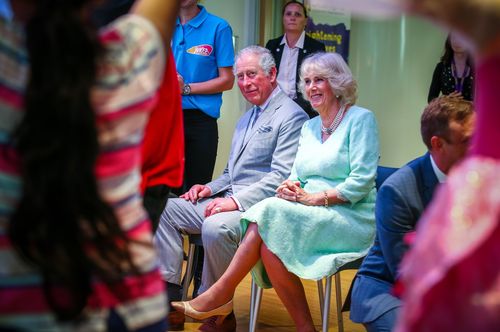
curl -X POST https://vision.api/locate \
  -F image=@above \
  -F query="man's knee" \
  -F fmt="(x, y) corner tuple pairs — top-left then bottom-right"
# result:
(156, 202), (177, 237)
(201, 215), (240, 250)
(202, 218), (229, 248)
(162, 197), (183, 220)
(158, 197), (200, 233)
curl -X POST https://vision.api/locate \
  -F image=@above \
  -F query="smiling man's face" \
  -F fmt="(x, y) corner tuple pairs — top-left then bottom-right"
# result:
(235, 53), (276, 106)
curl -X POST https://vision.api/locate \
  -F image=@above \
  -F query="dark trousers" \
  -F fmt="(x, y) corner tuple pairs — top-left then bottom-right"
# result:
(143, 184), (171, 232)
(173, 109), (218, 297)
(174, 109), (218, 195)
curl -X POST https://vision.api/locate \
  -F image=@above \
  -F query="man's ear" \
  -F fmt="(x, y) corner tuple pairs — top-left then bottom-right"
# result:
(430, 135), (443, 151)
(268, 66), (278, 83)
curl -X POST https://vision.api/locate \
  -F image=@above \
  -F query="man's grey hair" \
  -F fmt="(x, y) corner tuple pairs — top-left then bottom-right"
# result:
(233, 45), (276, 76)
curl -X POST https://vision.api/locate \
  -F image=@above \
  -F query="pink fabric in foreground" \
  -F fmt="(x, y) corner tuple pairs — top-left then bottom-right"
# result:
(395, 54), (500, 331)
(471, 54), (500, 159)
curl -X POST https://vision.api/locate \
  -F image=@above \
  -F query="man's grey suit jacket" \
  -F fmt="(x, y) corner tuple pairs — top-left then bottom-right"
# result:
(351, 152), (439, 323)
(206, 89), (308, 210)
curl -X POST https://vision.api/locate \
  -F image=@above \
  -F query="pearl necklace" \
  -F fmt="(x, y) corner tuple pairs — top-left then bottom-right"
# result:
(321, 104), (347, 135)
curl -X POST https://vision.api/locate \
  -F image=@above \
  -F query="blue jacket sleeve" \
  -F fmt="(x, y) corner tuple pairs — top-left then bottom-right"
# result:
(376, 183), (416, 278)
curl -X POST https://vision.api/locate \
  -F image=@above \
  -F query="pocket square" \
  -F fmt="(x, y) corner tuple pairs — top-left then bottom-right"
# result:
(257, 125), (273, 133)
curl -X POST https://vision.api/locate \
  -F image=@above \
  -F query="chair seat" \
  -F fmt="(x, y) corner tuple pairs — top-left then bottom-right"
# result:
(337, 256), (365, 271)
(188, 233), (203, 246)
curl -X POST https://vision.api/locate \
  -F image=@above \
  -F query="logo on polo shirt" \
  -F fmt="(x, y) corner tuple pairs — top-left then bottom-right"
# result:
(186, 44), (213, 56)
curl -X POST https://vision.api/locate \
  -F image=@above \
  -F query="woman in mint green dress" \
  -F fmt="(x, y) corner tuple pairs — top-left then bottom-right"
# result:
(173, 52), (379, 332)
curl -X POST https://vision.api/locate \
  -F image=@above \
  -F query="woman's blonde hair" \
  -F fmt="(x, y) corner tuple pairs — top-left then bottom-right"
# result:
(299, 52), (357, 106)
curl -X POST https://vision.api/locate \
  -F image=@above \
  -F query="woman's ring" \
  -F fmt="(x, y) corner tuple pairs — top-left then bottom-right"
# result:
(215, 207), (221, 213)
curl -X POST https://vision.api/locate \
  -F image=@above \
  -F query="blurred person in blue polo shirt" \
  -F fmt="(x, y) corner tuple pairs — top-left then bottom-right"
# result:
(0, 0), (12, 20)
(168, 1), (234, 329)
(173, 0), (235, 195)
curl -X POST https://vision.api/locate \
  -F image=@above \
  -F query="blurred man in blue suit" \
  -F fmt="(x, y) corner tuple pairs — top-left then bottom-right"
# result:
(350, 95), (475, 332)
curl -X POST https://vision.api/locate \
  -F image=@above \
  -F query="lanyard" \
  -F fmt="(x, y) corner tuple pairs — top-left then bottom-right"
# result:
(451, 59), (470, 93)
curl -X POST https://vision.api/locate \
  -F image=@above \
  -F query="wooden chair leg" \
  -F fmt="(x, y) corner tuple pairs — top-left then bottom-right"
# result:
(181, 243), (196, 300)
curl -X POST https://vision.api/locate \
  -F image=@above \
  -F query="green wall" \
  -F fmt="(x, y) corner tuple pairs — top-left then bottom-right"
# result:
(350, 16), (446, 166)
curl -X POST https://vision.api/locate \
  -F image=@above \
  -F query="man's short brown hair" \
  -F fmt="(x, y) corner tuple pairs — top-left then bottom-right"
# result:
(421, 96), (474, 150)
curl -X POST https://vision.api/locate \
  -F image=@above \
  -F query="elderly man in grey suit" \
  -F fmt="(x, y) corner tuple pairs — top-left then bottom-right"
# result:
(155, 45), (308, 331)
(350, 96), (475, 332)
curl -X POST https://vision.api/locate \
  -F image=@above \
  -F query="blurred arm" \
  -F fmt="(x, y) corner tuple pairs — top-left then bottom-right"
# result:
(132, 0), (179, 53)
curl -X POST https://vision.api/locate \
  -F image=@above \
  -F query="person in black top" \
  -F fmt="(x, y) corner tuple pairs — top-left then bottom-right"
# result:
(428, 32), (474, 102)
(265, 1), (325, 118)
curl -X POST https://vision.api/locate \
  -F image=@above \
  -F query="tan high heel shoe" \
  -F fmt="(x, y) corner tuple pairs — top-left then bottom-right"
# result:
(171, 299), (233, 324)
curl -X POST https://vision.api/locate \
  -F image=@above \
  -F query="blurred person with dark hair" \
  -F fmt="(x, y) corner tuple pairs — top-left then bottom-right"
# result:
(266, 0), (325, 118)
(428, 32), (475, 102)
(0, 0), (177, 330)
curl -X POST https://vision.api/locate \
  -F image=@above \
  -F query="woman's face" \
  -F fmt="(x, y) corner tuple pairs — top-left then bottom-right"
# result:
(303, 73), (336, 112)
(282, 3), (307, 34)
(450, 33), (466, 54)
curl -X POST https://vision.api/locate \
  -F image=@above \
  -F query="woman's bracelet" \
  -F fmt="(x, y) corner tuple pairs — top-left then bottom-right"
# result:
(323, 191), (329, 207)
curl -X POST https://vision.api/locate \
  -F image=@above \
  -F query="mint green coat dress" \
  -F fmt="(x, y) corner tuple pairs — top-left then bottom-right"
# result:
(241, 105), (379, 288)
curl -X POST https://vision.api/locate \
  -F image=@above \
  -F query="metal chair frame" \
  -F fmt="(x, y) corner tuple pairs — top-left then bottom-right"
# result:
(249, 256), (364, 332)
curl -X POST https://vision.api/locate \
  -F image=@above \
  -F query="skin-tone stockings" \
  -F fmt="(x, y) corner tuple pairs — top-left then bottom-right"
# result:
(186, 223), (316, 332)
